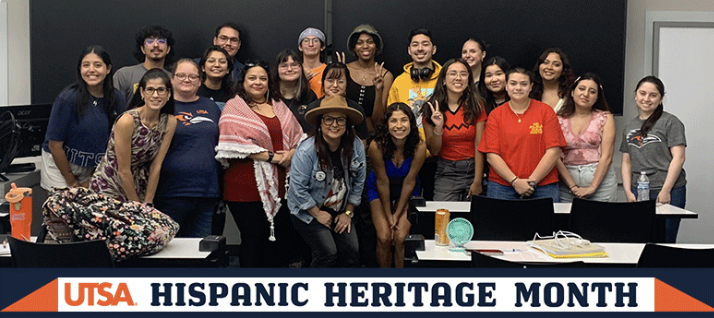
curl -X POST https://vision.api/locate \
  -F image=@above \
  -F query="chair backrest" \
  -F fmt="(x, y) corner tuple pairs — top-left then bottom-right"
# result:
(568, 198), (656, 243)
(471, 252), (586, 268)
(638, 243), (714, 268)
(8, 236), (114, 268)
(470, 196), (555, 241)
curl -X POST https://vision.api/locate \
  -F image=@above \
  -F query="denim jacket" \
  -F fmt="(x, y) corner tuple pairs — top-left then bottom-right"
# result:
(288, 136), (366, 224)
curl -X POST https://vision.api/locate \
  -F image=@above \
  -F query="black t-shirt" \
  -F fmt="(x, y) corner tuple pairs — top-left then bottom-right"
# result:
(283, 89), (318, 134)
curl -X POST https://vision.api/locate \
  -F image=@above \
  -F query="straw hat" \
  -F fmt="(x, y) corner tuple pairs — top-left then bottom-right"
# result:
(304, 96), (363, 126)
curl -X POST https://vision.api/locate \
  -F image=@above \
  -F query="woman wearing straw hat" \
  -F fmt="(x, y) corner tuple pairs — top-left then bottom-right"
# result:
(288, 95), (367, 267)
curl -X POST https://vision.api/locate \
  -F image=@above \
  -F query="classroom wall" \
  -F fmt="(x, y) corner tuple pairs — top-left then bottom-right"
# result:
(4, 0), (714, 242)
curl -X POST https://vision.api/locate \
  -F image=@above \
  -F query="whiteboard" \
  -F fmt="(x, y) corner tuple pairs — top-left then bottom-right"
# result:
(655, 23), (714, 243)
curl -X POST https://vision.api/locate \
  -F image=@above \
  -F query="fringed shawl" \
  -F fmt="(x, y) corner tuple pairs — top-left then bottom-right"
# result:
(215, 96), (304, 240)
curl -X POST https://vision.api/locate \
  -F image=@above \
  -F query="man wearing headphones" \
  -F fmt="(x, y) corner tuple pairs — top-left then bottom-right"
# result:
(387, 28), (442, 200)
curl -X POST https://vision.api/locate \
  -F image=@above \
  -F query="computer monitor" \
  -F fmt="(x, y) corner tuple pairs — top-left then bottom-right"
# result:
(0, 104), (51, 179)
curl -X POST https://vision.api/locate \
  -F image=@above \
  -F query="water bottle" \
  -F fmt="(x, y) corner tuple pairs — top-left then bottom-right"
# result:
(637, 172), (650, 202)
(4, 183), (33, 241)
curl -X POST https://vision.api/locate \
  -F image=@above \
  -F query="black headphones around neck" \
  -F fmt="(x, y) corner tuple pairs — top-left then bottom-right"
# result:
(410, 64), (434, 82)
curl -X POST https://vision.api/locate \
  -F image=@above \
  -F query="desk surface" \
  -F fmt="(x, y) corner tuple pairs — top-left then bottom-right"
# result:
(417, 201), (698, 218)
(416, 240), (714, 265)
(0, 237), (211, 260)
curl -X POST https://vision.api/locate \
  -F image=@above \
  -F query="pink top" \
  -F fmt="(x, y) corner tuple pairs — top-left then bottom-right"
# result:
(559, 110), (610, 165)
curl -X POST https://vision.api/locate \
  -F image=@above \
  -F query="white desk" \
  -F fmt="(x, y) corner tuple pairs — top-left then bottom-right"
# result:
(417, 201), (698, 218)
(0, 237), (219, 267)
(416, 240), (713, 266)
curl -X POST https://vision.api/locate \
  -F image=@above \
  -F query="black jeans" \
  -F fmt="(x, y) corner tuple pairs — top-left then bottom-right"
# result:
(290, 214), (359, 267)
(226, 200), (300, 268)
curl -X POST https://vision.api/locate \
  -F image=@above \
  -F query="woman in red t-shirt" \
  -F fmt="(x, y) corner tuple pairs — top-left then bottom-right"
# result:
(422, 58), (487, 201)
(477, 67), (566, 201)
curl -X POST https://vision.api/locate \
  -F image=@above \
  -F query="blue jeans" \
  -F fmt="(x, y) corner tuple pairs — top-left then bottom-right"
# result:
(487, 180), (560, 202)
(290, 215), (359, 267)
(632, 185), (686, 243)
(153, 196), (218, 238)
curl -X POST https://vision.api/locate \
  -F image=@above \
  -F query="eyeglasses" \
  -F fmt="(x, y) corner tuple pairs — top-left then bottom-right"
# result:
(278, 63), (300, 70)
(301, 38), (322, 45)
(144, 38), (168, 46)
(217, 35), (240, 44)
(244, 60), (269, 70)
(144, 87), (169, 96)
(322, 116), (347, 126)
(175, 74), (200, 82)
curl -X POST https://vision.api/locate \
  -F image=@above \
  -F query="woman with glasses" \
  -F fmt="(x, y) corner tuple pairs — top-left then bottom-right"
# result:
(421, 58), (487, 201)
(345, 24), (394, 131)
(556, 73), (617, 202)
(41, 45), (126, 191)
(272, 49), (317, 133)
(91, 68), (177, 203)
(197, 46), (233, 110)
(288, 95), (366, 267)
(216, 60), (304, 267)
(149, 59), (222, 237)
(530, 48), (575, 113)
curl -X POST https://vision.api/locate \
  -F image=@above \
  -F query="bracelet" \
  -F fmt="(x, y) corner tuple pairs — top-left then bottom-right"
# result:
(266, 151), (274, 162)
(433, 128), (443, 136)
(510, 176), (518, 185)
(570, 185), (578, 190)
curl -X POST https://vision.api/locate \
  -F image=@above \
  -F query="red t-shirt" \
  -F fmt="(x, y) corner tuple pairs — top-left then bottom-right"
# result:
(438, 105), (487, 161)
(223, 113), (286, 202)
(477, 99), (566, 186)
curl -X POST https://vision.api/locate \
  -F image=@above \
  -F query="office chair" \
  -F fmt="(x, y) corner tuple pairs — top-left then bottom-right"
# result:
(568, 198), (656, 243)
(637, 243), (714, 268)
(471, 252), (586, 268)
(8, 236), (114, 268)
(470, 196), (555, 241)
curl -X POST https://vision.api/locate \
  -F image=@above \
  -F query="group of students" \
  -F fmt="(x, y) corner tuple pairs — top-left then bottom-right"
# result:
(39, 22), (687, 268)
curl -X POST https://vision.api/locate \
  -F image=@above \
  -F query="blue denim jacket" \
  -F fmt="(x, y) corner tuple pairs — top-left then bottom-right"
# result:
(288, 136), (366, 224)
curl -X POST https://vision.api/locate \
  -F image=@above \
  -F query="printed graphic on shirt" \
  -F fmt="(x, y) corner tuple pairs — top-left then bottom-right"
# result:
(64, 146), (103, 166)
(408, 87), (434, 129)
(529, 122), (543, 134)
(176, 111), (215, 126)
(323, 177), (347, 212)
(626, 129), (662, 148)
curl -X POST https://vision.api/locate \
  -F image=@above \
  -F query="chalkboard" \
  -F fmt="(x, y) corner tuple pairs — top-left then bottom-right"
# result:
(31, 0), (626, 114)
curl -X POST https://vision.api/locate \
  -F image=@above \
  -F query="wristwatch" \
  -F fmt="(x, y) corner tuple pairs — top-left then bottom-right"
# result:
(345, 210), (354, 218)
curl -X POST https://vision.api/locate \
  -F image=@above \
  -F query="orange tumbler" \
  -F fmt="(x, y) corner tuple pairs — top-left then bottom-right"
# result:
(4, 183), (32, 241)
(435, 208), (450, 246)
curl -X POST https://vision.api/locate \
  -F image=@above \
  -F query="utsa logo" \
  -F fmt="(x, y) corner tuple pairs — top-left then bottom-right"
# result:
(626, 129), (662, 148)
(176, 112), (215, 126)
(64, 282), (135, 306)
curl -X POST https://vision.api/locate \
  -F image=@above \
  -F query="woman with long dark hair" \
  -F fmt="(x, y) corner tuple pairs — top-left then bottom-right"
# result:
(478, 56), (510, 114)
(621, 75), (686, 243)
(91, 68), (177, 203)
(216, 60), (304, 267)
(41, 45), (126, 190)
(530, 48), (575, 113)
(288, 95), (366, 267)
(478, 68), (566, 201)
(422, 58), (487, 200)
(367, 103), (425, 268)
(197, 46), (233, 110)
(272, 49), (317, 133)
(556, 73), (617, 202)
